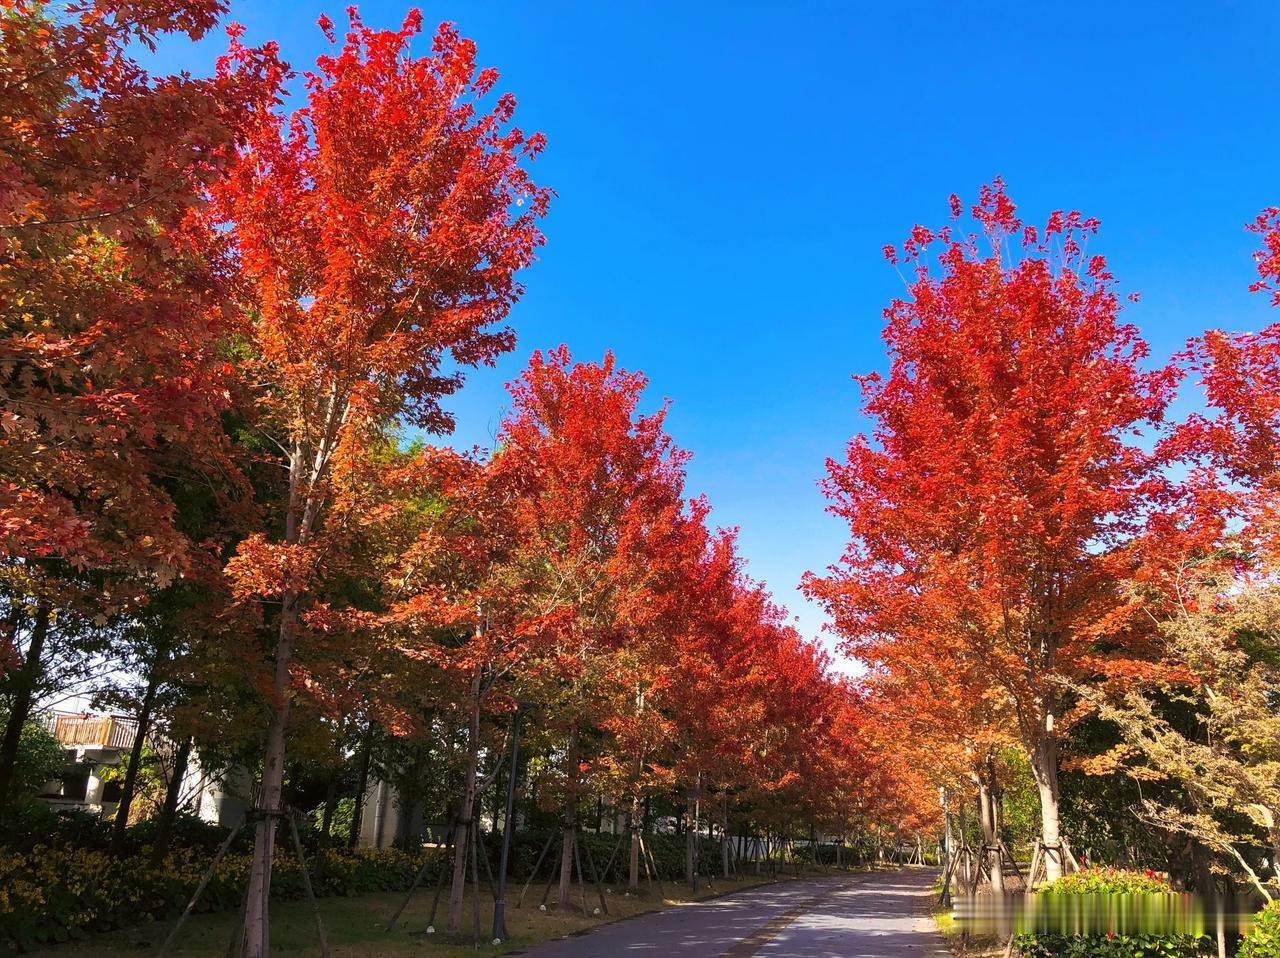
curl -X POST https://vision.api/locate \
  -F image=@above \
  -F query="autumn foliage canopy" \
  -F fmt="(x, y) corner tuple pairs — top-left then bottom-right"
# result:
(4, 1), (1280, 947)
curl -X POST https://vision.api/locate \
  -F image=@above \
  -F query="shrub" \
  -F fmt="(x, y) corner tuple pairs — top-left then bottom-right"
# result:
(1239, 901), (1280, 958)
(1013, 867), (1207, 958)
(0, 842), (437, 953)
(8, 718), (65, 799)
(123, 812), (249, 857)
(0, 824), (746, 951)
(308, 797), (356, 840)
(0, 803), (110, 855)
(0, 803), (251, 861)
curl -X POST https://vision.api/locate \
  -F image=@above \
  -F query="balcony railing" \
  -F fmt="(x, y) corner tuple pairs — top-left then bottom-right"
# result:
(49, 713), (138, 750)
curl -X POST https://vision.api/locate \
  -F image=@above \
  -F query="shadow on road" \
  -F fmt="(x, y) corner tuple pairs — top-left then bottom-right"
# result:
(514, 866), (948, 958)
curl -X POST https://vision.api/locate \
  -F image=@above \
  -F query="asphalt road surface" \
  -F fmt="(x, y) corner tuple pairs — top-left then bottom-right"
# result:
(515, 866), (950, 958)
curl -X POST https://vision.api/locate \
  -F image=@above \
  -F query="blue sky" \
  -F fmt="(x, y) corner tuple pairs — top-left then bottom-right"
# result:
(152, 1), (1280, 667)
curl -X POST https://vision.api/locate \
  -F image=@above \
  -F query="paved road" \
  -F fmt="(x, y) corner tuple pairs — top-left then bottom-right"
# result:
(516, 867), (950, 958)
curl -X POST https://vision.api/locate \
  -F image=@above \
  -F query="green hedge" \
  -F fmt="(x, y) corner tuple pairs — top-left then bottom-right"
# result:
(0, 804), (251, 858)
(0, 815), (745, 953)
(0, 842), (434, 953)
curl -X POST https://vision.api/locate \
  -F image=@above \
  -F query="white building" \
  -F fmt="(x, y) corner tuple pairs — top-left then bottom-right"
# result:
(38, 710), (247, 827)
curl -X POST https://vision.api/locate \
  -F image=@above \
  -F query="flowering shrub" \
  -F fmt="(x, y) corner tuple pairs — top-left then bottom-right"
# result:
(1013, 867), (1207, 958)
(0, 843), (435, 952)
(1039, 866), (1177, 895)
(1239, 901), (1280, 958)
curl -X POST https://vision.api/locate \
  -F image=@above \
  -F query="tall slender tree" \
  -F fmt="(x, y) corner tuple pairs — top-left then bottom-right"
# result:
(379, 447), (543, 934)
(489, 347), (693, 905)
(211, 12), (547, 953)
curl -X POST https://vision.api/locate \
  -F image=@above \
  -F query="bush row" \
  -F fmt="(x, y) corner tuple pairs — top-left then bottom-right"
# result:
(0, 811), (755, 952)
(0, 843), (427, 953)
(2, 804), (268, 858)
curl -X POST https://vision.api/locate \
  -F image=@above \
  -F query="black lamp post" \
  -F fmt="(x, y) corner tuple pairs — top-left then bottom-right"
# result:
(491, 703), (527, 943)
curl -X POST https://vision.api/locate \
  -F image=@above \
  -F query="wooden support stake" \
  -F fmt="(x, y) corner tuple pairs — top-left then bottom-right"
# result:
(420, 825), (457, 934)
(639, 833), (664, 898)
(473, 822), (497, 898)
(1061, 836), (1080, 873)
(515, 830), (557, 909)
(1000, 840), (1027, 891)
(386, 843), (439, 932)
(159, 820), (243, 958)
(571, 832), (590, 917)
(600, 833), (625, 884)
(1026, 839), (1044, 890)
(286, 811), (332, 958)
(938, 851), (956, 906)
(581, 833), (610, 915)
(538, 842), (564, 910)
(967, 845), (986, 896)
(226, 877), (249, 958)
(638, 830), (657, 893)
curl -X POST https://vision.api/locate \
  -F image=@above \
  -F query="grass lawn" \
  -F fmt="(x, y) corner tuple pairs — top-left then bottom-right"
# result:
(29, 872), (807, 957)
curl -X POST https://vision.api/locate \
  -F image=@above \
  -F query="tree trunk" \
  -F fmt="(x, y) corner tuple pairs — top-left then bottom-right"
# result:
(0, 608), (18, 672)
(320, 773), (337, 841)
(942, 789), (954, 867)
(235, 402), (344, 957)
(628, 756), (642, 891)
(150, 735), (193, 866)
(238, 590), (299, 958)
(493, 755), (505, 834)
(109, 670), (159, 857)
(446, 665), (483, 934)
(975, 755), (1005, 894)
(1031, 725), (1063, 882)
(557, 724), (579, 907)
(0, 603), (51, 806)
(721, 794), (731, 879)
(992, 774), (1007, 850)
(348, 726), (373, 849)
(685, 793), (695, 885)
(1029, 628), (1064, 883)
(1271, 828), (1280, 890)
(685, 773), (701, 887)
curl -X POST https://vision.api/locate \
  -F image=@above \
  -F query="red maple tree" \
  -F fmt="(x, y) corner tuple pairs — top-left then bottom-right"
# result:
(210, 11), (548, 952)
(485, 346), (693, 905)
(806, 182), (1177, 878)
(0, 0), (281, 802)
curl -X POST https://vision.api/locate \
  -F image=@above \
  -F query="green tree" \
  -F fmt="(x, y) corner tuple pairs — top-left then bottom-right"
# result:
(0, 712), (64, 801)
(1086, 562), (1280, 901)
